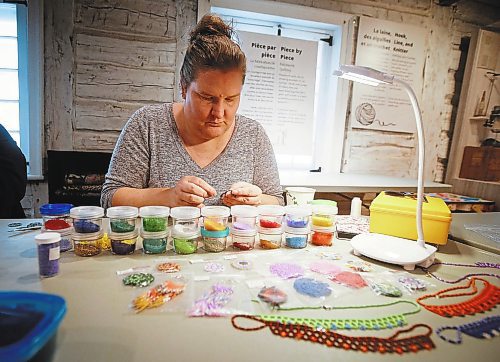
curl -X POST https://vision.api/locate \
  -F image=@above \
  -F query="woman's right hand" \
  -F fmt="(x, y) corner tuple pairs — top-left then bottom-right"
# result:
(171, 176), (217, 207)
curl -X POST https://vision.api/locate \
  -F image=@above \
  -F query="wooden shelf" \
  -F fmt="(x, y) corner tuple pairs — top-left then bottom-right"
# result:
(469, 116), (488, 121)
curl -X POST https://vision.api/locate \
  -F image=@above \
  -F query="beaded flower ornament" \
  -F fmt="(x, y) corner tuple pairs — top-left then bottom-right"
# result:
(436, 316), (500, 344)
(416, 277), (500, 317)
(231, 315), (435, 354)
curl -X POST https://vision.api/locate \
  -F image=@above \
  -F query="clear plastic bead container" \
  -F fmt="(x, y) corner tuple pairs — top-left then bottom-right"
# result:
(311, 230), (335, 246)
(201, 227), (229, 252)
(170, 206), (201, 236)
(201, 206), (230, 232)
(41, 226), (73, 252)
(310, 204), (337, 246)
(284, 226), (309, 249)
(231, 229), (257, 251)
(139, 206), (169, 233)
(172, 226), (199, 255)
(35, 232), (61, 278)
(311, 204), (338, 230)
(257, 205), (285, 229)
(110, 230), (138, 255)
(72, 231), (103, 257)
(141, 230), (168, 254)
(285, 205), (312, 229)
(70, 206), (104, 234)
(230, 205), (258, 232)
(39, 203), (74, 231)
(258, 228), (283, 249)
(230, 205), (258, 250)
(107, 206), (139, 233)
(200, 206), (230, 252)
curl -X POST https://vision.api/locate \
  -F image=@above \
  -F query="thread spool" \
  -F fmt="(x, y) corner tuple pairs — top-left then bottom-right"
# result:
(350, 197), (362, 217)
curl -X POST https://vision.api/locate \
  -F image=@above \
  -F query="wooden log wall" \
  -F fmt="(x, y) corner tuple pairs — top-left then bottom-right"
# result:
(45, 0), (189, 151)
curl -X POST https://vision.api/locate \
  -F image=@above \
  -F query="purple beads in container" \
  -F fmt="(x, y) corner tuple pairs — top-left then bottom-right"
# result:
(35, 232), (61, 278)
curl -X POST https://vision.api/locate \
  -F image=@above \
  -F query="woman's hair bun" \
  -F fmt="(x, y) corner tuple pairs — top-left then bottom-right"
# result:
(190, 14), (232, 42)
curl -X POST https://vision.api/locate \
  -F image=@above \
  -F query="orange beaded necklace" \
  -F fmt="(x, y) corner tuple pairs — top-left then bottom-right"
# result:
(416, 277), (500, 317)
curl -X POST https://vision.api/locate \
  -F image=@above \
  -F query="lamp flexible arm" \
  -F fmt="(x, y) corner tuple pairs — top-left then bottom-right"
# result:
(393, 78), (425, 247)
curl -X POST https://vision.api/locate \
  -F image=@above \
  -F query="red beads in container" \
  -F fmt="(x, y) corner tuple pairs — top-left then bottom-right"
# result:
(40, 203), (73, 230)
(40, 203), (74, 252)
(230, 205), (258, 250)
(258, 205), (284, 249)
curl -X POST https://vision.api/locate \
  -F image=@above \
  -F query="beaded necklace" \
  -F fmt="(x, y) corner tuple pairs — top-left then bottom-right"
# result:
(416, 277), (500, 317)
(436, 316), (500, 344)
(231, 315), (435, 354)
(260, 300), (421, 331)
(421, 261), (500, 284)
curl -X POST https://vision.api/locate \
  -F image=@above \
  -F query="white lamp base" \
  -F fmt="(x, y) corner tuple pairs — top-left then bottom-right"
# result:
(350, 233), (437, 271)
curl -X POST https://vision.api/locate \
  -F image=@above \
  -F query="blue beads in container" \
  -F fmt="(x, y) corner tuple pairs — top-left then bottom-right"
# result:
(70, 206), (104, 234)
(284, 205), (311, 249)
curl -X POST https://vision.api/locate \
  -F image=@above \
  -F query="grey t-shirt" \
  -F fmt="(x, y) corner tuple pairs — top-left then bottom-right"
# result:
(101, 103), (284, 208)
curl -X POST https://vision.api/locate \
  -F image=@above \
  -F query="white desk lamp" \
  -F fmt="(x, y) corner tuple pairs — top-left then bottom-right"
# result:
(334, 64), (436, 270)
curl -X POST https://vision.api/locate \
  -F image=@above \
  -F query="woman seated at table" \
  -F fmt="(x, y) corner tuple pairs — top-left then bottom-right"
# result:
(101, 14), (283, 209)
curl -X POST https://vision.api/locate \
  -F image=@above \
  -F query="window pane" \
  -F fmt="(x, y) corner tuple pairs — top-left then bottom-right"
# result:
(0, 101), (19, 130)
(0, 4), (16, 37)
(0, 70), (19, 100)
(0, 37), (18, 69)
(9, 129), (20, 146)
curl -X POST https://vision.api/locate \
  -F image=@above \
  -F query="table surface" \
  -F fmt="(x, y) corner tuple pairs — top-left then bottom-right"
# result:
(449, 212), (500, 254)
(1, 218), (499, 362)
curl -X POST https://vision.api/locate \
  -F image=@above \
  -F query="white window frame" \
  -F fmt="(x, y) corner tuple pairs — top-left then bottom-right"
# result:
(198, 0), (354, 175)
(1, 0), (43, 180)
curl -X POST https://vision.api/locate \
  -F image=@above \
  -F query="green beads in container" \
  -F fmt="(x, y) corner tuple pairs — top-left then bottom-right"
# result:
(107, 206), (139, 233)
(142, 230), (168, 254)
(139, 206), (170, 254)
(139, 206), (170, 232)
(170, 206), (200, 255)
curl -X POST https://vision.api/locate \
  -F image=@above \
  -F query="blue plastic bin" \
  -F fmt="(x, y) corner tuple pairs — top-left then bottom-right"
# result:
(0, 291), (66, 362)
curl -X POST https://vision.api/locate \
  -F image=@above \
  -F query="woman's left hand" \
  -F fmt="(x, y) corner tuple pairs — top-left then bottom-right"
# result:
(221, 182), (262, 206)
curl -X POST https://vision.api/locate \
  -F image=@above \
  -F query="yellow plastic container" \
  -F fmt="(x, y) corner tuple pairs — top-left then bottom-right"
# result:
(369, 191), (451, 245)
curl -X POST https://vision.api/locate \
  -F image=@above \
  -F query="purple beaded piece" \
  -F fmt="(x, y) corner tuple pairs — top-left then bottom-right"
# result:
(37, 242), (60, 278)
(269, 263), (304, 279)
(204, 262), (225, 273)
(436, 316), (500, 344)
(422, 261), (500, 284)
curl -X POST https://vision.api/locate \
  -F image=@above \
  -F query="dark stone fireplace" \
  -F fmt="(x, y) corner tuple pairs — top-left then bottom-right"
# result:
(47, 150), (112, 206)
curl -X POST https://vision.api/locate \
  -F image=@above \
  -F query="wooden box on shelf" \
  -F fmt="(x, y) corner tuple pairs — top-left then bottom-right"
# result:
(459, 146), (500, 182)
